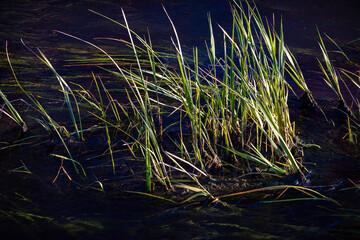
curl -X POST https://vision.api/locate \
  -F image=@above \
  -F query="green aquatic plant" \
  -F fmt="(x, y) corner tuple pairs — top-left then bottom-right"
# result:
(23, 45), (84, 141)
(200, 0), (303, 173)
(83, 0), (305, 181)
(1, 0), (334, 196)
(317, 32), (360, 144)
(6, 41), (87, 180)
(317, 31), (349, 112)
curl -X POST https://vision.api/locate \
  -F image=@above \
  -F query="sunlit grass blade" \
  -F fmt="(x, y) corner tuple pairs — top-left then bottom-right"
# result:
(216, 185), (340, 206)
(0, 89), (27, 132)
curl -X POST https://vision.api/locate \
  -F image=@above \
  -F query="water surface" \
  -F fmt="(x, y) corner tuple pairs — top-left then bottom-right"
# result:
(1, 1), (360, 239)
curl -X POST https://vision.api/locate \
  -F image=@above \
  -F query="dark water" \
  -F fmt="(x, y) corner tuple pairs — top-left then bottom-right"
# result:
(1, 0), (360, 239)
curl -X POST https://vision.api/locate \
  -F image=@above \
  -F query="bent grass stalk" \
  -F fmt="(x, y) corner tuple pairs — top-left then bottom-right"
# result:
(216, 185), (340, 206)
(0, 89), (27, 132)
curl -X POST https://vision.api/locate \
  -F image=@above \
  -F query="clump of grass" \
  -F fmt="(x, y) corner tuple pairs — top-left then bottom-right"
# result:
(4, 0), (348, 203)
(317, 31), (360, 144)
(5, 41), (88, 180)
(207, 1), (302, 174)
(77, 0), (308, 191)
(318, 31), (350, 113)
(22, 44), (84, 141)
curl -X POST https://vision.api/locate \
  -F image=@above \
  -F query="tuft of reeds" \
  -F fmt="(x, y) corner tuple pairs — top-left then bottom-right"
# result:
(5, 41), (87, 180)
(318, 31), (349, 113)
(5, 0), (350, 200)
(78, 0), (308, 188)
(317, 31), (360, 144)
(23, 45), (84, 141)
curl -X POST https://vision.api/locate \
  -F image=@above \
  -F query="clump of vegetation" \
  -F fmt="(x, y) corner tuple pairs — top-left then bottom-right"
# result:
(0, 0), (358, 204)
(317, 32), (360, 144)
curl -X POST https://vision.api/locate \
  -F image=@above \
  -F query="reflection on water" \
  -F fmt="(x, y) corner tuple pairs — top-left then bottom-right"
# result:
(1, 0), (359, 94)
(0, 1), (360, 239)
(2, 188), (360, 239)
(1, 0), (359, 48)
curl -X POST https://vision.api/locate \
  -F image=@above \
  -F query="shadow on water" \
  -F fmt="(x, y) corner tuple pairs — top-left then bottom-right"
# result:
(1, 0), (360, 239)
